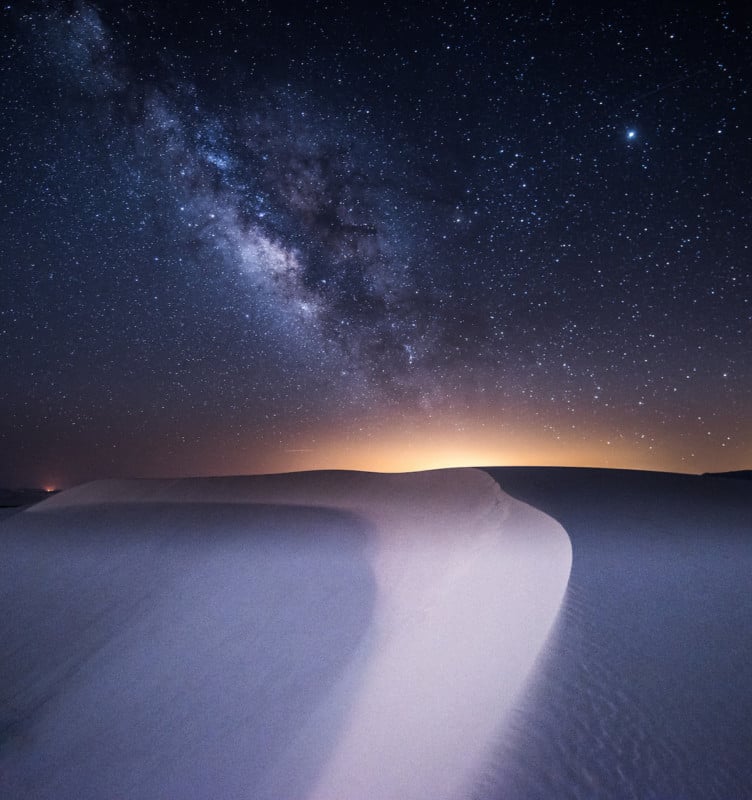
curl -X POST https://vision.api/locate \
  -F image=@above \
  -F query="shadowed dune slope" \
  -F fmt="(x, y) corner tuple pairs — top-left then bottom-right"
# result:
(482, 467), (752, 800)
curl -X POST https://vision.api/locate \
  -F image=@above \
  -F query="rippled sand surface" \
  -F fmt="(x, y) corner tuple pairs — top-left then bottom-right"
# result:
(483, 468), (752, 800)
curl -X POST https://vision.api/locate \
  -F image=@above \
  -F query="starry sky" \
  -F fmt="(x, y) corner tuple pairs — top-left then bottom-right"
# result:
(1, 0), (750, 488)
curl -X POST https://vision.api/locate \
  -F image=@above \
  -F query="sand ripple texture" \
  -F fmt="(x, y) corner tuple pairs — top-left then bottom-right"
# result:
(482, 468), (752, 800)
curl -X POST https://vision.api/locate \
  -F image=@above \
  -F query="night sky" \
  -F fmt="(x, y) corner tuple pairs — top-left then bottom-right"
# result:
(1, 1), (750, 488)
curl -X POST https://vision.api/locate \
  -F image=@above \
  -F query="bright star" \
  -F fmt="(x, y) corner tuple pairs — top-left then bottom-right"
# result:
(626, 129), (637, 140)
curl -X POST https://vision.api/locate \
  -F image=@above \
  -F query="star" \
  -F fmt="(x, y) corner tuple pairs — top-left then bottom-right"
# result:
(0, 0), (748, 482)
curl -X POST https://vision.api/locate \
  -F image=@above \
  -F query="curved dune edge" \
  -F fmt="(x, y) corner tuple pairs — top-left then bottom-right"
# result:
(25, 468), (571, 799)
(300, 469), (572, 800)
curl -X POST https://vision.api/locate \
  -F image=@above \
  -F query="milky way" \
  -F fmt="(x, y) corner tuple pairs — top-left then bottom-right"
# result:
(1, 1), (750, 484)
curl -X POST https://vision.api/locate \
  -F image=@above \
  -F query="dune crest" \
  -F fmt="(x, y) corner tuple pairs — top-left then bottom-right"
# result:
(4, 469), (571, 799)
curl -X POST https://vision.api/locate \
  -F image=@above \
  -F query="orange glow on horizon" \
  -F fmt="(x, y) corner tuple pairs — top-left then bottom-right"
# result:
(235, 415), (700, 477)
(46, 413), (747, 488)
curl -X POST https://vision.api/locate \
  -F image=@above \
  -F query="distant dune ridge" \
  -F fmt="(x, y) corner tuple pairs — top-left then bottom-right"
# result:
(0, 468), (571, 800)
(702, 469), (752, 481)
(0, 488), (53, 522)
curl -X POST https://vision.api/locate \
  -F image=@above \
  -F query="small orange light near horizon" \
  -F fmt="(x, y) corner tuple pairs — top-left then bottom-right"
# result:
(43, 486), (57, 493)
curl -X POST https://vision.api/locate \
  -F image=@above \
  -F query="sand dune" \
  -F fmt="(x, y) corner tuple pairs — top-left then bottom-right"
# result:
(8, 466), (748, 797)
(0, 468), (571, 799)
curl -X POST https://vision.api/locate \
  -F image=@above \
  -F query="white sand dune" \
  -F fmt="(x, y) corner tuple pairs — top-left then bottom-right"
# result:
(0, 468), (571, 800)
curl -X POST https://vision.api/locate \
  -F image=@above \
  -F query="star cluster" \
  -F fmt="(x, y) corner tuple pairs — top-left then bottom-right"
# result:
(0, 1), (750, 486)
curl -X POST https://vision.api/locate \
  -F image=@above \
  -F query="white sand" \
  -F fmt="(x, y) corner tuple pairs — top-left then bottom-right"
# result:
(486, 467), (752, 799)
(2, 468), (571, 799)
